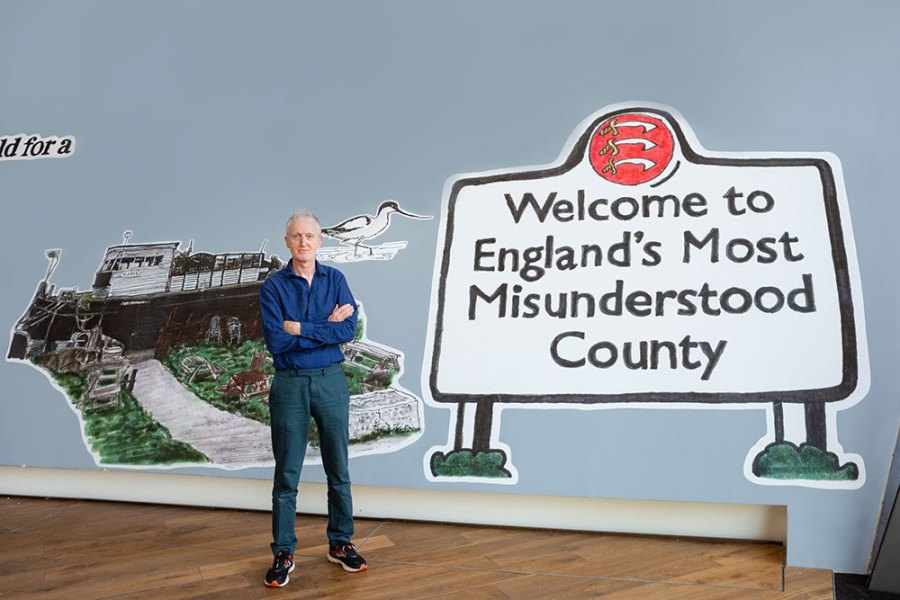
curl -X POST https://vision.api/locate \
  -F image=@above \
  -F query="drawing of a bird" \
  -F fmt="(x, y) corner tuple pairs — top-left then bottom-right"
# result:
(321, 200), (432, 254)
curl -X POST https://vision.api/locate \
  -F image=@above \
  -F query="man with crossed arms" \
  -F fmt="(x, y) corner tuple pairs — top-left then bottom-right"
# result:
(260, 210), (367, 588)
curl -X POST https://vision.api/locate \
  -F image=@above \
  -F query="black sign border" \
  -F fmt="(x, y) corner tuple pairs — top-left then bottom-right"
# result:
(430, 107), (858, 405)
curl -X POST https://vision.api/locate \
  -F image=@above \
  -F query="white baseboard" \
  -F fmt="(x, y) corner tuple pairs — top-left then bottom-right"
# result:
(0, 466), (786, 543)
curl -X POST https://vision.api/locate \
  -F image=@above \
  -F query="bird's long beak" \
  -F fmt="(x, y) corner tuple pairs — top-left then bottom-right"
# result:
(393, 207), (432, 220)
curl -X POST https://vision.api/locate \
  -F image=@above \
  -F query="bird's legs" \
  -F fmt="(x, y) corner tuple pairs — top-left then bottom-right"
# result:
(343, 239), (374, 256)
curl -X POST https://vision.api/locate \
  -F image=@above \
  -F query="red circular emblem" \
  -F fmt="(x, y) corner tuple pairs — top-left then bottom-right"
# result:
(589, 113), (675, 185)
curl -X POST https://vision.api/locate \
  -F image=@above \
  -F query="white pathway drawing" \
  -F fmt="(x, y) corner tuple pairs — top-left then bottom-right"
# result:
(130, 358), (417, 468)
(132, 359), (274, 468)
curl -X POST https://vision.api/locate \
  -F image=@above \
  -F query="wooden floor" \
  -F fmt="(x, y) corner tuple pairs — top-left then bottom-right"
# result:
(0, 495), (833, 599)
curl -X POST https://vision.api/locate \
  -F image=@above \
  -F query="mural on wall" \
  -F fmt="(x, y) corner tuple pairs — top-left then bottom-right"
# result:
(6, 223), (427, 469)
(423, 103), (870, 489)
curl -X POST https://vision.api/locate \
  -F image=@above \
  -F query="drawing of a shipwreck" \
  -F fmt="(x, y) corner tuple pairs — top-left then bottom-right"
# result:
(8, 232), (423, 468)
(10, 234), (277, 361)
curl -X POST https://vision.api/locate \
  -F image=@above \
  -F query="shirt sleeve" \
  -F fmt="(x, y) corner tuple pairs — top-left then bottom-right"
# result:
(298, 271), (358, 345)
(260, 280), (310, 354)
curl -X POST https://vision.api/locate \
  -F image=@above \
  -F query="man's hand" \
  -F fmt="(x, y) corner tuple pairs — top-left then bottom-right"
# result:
(282, 321), (301, 336)
(328, 303), (355, 322)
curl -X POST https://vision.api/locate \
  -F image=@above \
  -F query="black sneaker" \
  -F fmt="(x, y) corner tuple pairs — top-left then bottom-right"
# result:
(327, 543), (367, 572)
(264, 551), (295, 587)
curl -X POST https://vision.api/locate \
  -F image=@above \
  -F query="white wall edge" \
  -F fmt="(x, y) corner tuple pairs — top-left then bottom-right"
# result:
(0, 466), (786, 544)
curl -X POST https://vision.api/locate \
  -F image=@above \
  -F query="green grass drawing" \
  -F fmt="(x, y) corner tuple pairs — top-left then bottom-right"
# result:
(52, 372), (207, 465)
(162, 331), (413, 448)
(163, 339), (273, 425)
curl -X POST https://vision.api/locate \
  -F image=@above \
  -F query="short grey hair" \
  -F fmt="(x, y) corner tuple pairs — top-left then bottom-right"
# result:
(285, 210), (322, 236)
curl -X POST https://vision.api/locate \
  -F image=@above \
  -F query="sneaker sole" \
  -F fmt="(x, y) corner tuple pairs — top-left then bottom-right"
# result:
(264, 562), (295, 587)
(327, 553), (367, 572)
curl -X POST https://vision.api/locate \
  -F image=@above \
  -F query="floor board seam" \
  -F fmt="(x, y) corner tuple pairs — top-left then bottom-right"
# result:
(349, 558), (783, 592)
(356, 520), (386, 550)
(5, 501), (82, 533)
(2, 529), (272, 554)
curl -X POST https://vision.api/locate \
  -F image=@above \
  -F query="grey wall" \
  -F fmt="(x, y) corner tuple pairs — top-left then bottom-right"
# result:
(2, 0), (899, 573)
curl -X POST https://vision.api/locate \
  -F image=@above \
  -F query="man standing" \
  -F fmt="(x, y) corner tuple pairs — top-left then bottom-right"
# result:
(260, 210), (367, 588)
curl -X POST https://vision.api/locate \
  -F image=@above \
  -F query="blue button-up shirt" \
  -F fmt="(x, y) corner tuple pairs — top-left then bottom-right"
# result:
(259, 260), (358, 370)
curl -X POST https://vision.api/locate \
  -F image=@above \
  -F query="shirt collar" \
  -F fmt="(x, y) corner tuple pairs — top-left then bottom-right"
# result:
(284, 258), (326, 278)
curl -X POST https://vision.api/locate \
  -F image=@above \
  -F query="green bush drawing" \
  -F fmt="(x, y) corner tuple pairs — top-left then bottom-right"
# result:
(431, 450), (512, 478)
(752, 442), (858, 481)
(342, 362), (398, 396)
(353, 425), (419, 445)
